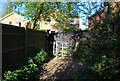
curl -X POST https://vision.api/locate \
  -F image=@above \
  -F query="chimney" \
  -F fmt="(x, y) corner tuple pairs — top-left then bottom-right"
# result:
(104, 2), (109, 7)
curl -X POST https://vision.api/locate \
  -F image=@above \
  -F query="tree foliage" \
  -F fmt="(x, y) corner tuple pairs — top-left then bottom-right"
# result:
(73, 2), (104, 28)
(4, 2), (78, 29)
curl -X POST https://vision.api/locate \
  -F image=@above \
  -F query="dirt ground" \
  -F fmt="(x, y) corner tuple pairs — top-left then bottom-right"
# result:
(36, 57), (97, 81)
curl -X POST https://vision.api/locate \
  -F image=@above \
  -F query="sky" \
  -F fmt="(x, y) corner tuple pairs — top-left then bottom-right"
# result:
(0, 2), (6, 18)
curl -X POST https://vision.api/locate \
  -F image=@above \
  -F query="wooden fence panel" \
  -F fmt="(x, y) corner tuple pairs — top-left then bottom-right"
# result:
(2, 24), (25, 66)
(26, 28), (47, 54)
(2, 24), (47, 67)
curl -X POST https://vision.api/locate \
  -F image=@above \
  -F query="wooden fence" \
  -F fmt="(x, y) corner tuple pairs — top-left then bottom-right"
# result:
(2, 24), (47, 66)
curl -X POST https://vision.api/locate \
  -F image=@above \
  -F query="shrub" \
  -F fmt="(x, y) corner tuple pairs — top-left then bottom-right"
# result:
(62, 27), (75, 32)
(74, 9), (120, 80)
(4, 58), (38, 80)
(34, 49), (48, 64)
(3, 49), (48, 81)
(75, 46), (91, 62)
(91, 55), (119, 79)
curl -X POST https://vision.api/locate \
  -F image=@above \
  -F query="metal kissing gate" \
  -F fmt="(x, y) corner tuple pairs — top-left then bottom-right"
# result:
(53, 32), (77, 57)
(53, 30), (89, 57)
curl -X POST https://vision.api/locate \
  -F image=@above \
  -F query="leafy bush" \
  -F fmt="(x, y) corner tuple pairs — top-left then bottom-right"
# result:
(62, 27), (81, 32)
(88, 13), (120, 80)
(34, 49), (48, 64)
(3, 49), (48, 81)
(91, 55), (119, 79)
(74, 8), (120, 80)
(75, 46), (91, 62)
(4, 58), (38, 80)
(62, 27), (75, 32)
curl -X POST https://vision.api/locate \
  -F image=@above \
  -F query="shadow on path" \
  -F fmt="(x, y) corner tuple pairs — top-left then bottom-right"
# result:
(37, 57), (98, 81)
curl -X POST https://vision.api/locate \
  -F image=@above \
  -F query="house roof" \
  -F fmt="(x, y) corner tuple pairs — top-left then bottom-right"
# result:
(0, 12), (29, 22)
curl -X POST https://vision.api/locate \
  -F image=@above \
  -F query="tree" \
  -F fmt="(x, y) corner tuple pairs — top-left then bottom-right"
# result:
(4, 2), (78, 29)
(74, 1), (104, 28)
(3, 2), (24, 16)
(32, 2), (78, 29)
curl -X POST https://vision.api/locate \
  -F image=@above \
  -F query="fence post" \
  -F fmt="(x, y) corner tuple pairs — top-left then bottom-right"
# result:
(53, 41), (55, 56)
(62, 42), (63, 57)
(25, 28), (27, 55)
(56, 41), (57, 57)
(0, 24), (2, 79)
